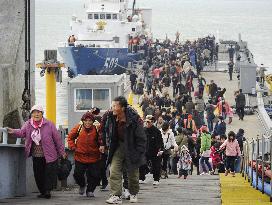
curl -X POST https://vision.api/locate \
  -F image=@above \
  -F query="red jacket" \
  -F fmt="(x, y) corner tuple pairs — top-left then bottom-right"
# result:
(68, 124), (102, 163)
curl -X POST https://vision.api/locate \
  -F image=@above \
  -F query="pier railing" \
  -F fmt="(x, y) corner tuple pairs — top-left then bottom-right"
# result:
(241, 135), (272, 201)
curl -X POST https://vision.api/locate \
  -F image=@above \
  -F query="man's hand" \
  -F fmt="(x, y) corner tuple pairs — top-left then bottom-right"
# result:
(62, 153), (68, 159)
(99, 146), (105, 154)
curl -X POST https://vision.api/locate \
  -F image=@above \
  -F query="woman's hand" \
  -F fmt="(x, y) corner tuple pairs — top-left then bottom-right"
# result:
(6, 127), (14, 134)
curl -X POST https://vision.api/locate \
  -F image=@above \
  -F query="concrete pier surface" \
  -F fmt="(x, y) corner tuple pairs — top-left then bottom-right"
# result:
(201, 71), (263, 140)
(0, 174), (221, 205)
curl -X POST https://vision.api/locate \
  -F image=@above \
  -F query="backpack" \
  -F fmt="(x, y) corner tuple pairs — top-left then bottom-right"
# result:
(74, 123), (99, 146)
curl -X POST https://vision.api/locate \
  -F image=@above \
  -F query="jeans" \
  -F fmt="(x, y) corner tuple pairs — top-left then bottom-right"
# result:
(200, 157), (212, 173)
(207, 118), (214, 132)
(234, 156), (241, 173)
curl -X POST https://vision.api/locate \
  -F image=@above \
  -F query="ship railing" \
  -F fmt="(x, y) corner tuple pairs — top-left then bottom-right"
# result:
(0, 127), (22, 145)
(241, 134), (272, 201)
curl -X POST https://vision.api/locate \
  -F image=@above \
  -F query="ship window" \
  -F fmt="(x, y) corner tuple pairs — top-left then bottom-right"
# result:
(106, 14), (112, 19)
(75, 88), (110, 111)
(100, 14), (105, 19)
(94, 14), (99, 19)
(88, 14), (93, 19)
(132, 28), (135, 32)
(112, 14), (117, 20)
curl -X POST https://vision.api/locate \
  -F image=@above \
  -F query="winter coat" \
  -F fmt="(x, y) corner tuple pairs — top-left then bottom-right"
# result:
(101, 107), (146, 171)
(68, 124), (102, 163)
(178, 152), (192, 170)
(195, 98), (205, 112)
(236, 131), (246, 153)
(220, 139), (241, 157)
(235, 93), (246, 108)
(160, 129), (178, 151)
(185, 101), (195, 114)
(209, 83), (218, 97)
(13, 118), (65, 163)
(214, 121), (226, 136)
(200, 132), (211, 153)
(145, 125), (164, 157)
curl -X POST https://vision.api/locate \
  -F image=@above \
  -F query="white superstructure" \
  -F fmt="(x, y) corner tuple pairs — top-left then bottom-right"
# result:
(66, 0), (152, 49)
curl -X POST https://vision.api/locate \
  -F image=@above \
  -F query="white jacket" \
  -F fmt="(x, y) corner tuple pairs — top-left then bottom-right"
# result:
(160, 129), (178, 150)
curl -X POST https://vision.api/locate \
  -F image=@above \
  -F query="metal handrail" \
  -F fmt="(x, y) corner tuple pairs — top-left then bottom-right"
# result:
(0, 127), (22, 145)
(241, 134), (272, 201)
(0, 127), (8, 144)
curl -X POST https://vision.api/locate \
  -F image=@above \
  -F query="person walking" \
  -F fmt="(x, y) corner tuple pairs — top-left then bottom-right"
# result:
(7, 105), (66, 199)
(228, 60), (234, 81)
(220, 131), (241, 177)
(160, 122), (178, 179)
(102, 96), (146, 204)
(235, 89), (246, 120)
(139, 115), (164, 186)
(67, 111), (105, 197)
(199, 125), (213, 175)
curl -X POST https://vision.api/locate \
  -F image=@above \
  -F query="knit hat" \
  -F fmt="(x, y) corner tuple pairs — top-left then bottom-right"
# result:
(30, 105), (44, 114)
(81, 111), (95, 121)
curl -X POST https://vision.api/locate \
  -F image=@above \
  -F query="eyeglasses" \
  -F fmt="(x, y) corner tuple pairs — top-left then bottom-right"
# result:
(146, 121), (152, 123)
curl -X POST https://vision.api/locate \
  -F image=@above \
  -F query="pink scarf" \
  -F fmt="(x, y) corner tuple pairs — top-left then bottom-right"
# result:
(30, 118), (43, 145)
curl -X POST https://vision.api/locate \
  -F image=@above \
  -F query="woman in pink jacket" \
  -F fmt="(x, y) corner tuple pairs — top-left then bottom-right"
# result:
(7, 105), (66, 199)
(220, 131), (241, 177)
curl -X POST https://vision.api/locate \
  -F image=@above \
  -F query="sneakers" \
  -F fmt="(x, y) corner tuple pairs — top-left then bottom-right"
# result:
(200, 172), (206, 175)
(78, 186), (85, 195)
(153, 181), (160, 186)
(139, 179), (147, 184)
(122, 189), (130, 200)
(86, 192), (94, 197)
(106, 195), (122, 204)
(130, 195), (138, 203)
(225, 170), (229, 176)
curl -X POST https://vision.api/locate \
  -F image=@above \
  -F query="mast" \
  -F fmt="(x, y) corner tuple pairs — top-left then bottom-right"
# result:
(132, 0), (136, 15)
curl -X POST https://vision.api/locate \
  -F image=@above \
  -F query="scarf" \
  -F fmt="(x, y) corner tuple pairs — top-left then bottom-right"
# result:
(30, 118), (43, 145)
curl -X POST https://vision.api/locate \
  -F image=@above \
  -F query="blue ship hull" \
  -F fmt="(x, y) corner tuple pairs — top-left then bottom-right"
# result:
(58, 46), (143, 76)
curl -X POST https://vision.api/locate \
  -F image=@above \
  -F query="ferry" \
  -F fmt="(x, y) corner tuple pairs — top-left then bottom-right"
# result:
(58, 0), (152, 77)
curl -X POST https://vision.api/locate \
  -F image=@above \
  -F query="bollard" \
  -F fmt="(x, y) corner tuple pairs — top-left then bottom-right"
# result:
(0, 127), (8, 144)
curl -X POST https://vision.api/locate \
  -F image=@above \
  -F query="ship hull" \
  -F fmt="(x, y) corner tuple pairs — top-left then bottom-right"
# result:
(58, 46), (135, 75)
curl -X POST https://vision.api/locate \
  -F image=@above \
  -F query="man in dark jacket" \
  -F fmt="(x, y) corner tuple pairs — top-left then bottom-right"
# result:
(130, 72), (138, 93)
(102, 96), (146, 204)
(235, 89), (246, 120)
(209, 80), (217, 98)
(139, 115), (163, 186)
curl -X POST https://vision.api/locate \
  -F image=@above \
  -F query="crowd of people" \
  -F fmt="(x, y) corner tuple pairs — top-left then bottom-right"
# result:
(6, 36), (247, 204)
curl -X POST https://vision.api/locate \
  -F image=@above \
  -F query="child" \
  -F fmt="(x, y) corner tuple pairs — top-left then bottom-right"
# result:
(177, 145), (192, 179)
(210, 142), (222, 174)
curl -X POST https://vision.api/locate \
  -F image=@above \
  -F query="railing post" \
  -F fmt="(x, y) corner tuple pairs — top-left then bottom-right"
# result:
(262, 135), (265, 194)
(0, 128), (8, 144)
(256, 137), (259, 190)
(270, 135), (272, 202)
(251, 139), (254, 186)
